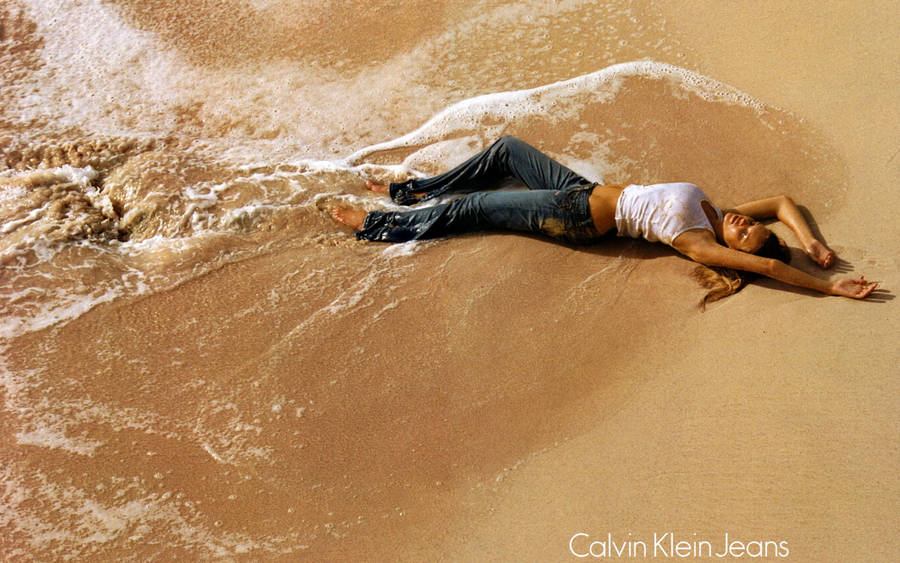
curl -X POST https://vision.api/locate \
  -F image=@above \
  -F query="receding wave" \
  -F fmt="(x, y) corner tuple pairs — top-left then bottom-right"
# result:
(3, 54), (840, 342)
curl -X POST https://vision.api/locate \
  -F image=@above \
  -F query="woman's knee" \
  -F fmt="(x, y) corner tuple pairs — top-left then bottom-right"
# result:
(492, 135), (532, 163)
(495, 135), (524, 151)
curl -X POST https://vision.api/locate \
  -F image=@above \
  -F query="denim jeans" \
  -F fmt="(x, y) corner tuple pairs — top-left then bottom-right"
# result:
(355, 136), (601, 243)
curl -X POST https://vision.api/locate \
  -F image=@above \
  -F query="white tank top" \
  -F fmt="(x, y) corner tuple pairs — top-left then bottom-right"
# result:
(615, 182), (722, 245)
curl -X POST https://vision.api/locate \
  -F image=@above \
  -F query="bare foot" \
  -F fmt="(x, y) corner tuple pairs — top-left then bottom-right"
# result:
(331, 206), (367, 230)
(805, 239), (836, 269)
(365, 181), (390, 194)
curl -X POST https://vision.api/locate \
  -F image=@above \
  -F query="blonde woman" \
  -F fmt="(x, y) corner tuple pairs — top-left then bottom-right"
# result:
(333, 136), (878, 305)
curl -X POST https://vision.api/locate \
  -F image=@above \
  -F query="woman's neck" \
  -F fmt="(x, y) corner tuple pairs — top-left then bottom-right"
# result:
(701, 200), (725, 243)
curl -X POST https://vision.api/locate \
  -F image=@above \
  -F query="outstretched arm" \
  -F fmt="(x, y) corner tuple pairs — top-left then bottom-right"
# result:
(732, 195), (835, 268)
(673, 231), (878, 299)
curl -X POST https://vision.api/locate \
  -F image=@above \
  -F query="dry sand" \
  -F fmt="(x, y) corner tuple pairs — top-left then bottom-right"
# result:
(437, 2), (900, 561)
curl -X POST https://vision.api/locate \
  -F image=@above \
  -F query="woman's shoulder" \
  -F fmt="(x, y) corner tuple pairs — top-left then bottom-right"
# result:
(670, 228), (722, 259)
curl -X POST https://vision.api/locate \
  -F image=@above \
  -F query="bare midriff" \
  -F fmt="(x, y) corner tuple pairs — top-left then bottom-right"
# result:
(589, 183), (627, 234)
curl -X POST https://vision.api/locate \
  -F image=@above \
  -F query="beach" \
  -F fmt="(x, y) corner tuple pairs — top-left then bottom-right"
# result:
(1, 1), (898, 560)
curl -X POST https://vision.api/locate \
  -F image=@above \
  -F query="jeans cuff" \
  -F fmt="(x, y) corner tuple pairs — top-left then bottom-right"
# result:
(389, 180), (421, 206)
(354, 211), (380, 240)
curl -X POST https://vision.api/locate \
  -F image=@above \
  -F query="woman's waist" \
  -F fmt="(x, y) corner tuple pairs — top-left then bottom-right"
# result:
(588, 183), (627, 234)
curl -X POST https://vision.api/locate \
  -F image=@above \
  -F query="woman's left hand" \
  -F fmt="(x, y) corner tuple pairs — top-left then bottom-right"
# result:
(805, 239), (836, 269)
(830, 277), (878, 299)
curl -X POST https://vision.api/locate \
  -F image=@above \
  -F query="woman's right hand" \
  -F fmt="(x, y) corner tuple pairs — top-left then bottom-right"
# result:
(831, 278), (878, 299)
(805, 239), (836, 268)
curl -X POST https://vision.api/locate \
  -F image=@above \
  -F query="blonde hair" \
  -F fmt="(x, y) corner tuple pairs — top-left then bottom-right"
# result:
(691, 266), (747, 311)
(691, 232), (791, 311)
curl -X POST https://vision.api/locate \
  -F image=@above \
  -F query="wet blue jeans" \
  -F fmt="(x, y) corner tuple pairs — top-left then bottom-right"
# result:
(355, 136), (601, 243)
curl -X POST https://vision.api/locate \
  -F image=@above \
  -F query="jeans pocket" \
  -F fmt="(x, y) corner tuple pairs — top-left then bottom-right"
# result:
(557, 184), (599, 242)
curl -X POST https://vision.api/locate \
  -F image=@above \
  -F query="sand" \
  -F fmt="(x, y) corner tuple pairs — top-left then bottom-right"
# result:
(439, 3), (900, 560)
(1, 0), (897, 560)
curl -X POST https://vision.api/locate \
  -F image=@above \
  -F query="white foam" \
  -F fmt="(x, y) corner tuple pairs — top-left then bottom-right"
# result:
(0, 461), (266, 557)
(380, 241), (422, 259)
(1, 203), (46, 234)
(1, 166), (111, 235)
(219, 203), (279, 230)
(0, 285), (124, 341)
(15, 426), (102, 456)
(17, 0), (190, 137)
(347, 61), (764, 166)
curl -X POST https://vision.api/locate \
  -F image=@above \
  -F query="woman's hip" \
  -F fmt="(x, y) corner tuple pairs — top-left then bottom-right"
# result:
(453, 186), (600, 242)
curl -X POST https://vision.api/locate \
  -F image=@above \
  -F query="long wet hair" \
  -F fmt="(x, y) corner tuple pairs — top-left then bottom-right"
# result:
(691, 231), (791, 311)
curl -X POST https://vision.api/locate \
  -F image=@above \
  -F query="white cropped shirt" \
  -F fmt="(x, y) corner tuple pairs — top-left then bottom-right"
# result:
(615, 182), (723, 245)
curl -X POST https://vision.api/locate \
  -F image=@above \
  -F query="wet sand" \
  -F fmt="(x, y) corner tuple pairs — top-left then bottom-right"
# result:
(2, 1), (898, 560)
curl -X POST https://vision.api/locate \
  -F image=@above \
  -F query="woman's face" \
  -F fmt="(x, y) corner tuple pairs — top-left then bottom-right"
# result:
(723, 212), (769, 253)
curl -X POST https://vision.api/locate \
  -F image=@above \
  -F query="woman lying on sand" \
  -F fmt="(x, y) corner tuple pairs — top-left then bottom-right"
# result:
(332, 136), (878, 307)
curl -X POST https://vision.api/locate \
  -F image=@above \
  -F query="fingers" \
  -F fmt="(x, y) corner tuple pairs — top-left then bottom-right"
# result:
(835, 277), (880, 299)
(859, 282), (878, 298)
(852, 278), (878, 298)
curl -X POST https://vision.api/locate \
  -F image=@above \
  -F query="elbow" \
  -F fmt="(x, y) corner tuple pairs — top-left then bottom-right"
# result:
(777, 194), (795, 213)
(762, 257), (780, 277)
